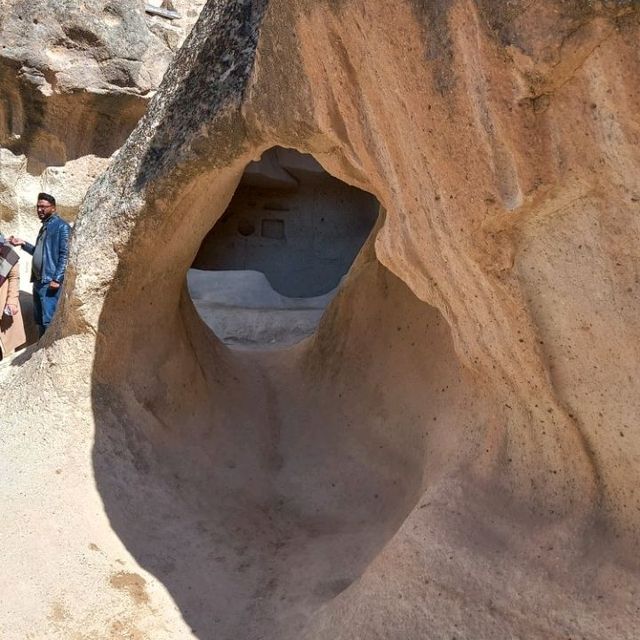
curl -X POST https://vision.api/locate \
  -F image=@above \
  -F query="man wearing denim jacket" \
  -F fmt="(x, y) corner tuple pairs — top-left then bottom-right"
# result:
(9, 193), (71, 337)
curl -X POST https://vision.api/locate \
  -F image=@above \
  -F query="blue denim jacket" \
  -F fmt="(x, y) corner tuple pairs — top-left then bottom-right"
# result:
(23, 214), (71, 284)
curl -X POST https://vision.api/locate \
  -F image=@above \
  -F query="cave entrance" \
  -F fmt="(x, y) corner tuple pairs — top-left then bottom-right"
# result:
(188, 147), (379, 348)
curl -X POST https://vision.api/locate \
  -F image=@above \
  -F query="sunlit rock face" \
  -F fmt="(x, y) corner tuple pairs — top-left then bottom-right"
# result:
(0, 0), (205, 233)
(1, 0), (163, 173)
(1, 1), (640, 639)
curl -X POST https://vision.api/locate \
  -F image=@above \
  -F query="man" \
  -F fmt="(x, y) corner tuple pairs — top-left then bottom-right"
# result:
(9, 193), (71, 336)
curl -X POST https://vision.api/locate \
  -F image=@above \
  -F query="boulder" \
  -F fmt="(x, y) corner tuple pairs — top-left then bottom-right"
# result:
(1, 1), (639, 638)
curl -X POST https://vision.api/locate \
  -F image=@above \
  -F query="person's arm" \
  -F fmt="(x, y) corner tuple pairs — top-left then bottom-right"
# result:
(5, 264), (20, 314)
(52, 223), (71, 284)
(8, 236), (35, 255)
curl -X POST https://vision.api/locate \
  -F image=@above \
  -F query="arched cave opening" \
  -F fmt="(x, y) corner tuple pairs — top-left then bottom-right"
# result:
(90, 144), (476, 639)
(188, 147), (380, 347)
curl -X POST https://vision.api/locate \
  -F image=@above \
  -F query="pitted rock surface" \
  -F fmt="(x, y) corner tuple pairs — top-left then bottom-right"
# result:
(1, 1), (639, 639)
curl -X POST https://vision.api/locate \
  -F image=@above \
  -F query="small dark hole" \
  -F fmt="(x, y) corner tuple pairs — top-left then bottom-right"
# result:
(237, 220), (255, 236)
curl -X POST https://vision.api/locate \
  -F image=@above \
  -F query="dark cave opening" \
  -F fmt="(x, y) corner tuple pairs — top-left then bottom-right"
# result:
(188, 147), (380, 347)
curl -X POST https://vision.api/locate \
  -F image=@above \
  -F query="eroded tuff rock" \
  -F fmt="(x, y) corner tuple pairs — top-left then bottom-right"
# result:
(2, 0), (160, 168)
(1, 0), (640, 638)
(0, 0), (205, 238)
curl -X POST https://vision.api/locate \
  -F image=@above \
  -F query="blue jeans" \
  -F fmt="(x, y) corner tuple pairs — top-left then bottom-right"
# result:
(33, 281), (61, 337)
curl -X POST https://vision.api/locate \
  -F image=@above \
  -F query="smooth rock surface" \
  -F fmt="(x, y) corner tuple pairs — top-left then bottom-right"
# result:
(188, 269), (336, 346)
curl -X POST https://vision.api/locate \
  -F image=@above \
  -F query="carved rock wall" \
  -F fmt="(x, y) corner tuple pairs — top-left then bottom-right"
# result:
(1, 1), (639, 638)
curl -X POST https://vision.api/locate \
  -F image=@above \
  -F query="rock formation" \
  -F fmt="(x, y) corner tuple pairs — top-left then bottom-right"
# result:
(0, 0), (205, 231)
(1, 0), (639, 638)
(0, 0), (205, 342)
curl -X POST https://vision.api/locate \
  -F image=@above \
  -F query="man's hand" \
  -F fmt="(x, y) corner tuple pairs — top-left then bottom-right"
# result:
(48, 280), (61, 291)
(8, 236), (25, 246)
(5, 304), (18, 316)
